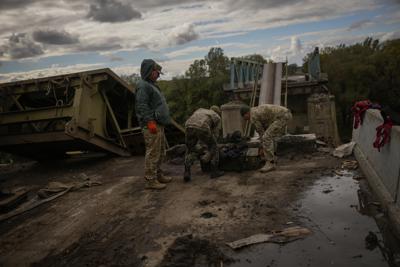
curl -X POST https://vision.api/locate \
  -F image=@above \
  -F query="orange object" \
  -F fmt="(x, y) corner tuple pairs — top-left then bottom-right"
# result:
(147, 120), (157, 134)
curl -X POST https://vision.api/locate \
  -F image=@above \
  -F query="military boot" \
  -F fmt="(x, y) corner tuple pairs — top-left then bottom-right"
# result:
(259, 161), (276, 173)
(145, 179), (167, 190)
(183, 164), (191, 182)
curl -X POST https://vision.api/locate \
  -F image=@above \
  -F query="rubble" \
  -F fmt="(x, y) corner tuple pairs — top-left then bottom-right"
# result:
(332, 141), (355, 158)
(226, 226), (312, 249)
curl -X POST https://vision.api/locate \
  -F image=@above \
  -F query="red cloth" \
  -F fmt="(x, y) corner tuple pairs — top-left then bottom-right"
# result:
(373, 119), (393, 152)
(351, 100), (372, 129)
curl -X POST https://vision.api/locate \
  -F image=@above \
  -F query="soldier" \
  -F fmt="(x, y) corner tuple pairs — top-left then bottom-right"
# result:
(135, 59), (172, 190)
(241, 104), (292, 173)
(184, 106), (224, 182)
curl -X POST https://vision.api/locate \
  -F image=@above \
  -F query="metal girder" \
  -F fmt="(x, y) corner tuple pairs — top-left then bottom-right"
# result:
(0, 106), (74, 125)
(230, 58), (264, 90)
(0, 69), (135, 158)
(0, 132), (74, 146)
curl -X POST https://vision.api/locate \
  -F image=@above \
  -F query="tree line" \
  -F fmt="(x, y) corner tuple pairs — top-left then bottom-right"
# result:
(123, 37), (400, 140)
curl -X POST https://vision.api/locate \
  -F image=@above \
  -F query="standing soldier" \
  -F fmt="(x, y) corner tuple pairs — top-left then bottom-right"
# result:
(135, 59), (172, 190)
(241, 104), (292, 173)
(184, 106), (224, 182)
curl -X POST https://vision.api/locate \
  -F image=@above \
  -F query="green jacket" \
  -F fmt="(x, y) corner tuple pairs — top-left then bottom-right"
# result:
(135, 59), (171, 128)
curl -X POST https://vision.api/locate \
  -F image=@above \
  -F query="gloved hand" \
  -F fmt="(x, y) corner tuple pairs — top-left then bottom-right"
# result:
(147, 120), (157, 134)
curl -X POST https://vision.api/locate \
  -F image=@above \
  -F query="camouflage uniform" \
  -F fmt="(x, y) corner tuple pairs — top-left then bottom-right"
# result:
(184, 108), (221, 170)
(250, 104), (292, 162)
(143, 126), (166, 180)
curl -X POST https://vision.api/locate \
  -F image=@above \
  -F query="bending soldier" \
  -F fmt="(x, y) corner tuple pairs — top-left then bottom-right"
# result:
(184, 106), (224, 182)
(241, 104), (292, 173)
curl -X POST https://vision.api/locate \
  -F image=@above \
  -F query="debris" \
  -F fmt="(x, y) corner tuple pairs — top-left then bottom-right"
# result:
(226, 226), (312, 249)
(0, 188), (70, 223)
(201, 212), (217, 218)
(316, 140), (327, 146)
(332, 141), (355, 158)
(0, 178), (102, 222)
(322, 189), (333, 194)
(37, 179), (102, 199)
(341, 160), (358, 170)
(159, 235), (233, 267)
(0, 187), (31, 213)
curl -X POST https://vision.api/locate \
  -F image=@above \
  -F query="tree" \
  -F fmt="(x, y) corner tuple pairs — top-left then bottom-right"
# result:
(242, 54), (267, 63)
(303, 37), (400, 140)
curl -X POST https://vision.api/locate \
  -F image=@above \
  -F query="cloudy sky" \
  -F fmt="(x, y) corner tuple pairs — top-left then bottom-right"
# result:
(0, 0), (399, 82)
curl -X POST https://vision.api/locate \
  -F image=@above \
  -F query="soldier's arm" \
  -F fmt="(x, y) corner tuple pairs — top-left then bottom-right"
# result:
(251, 116), (265, 136)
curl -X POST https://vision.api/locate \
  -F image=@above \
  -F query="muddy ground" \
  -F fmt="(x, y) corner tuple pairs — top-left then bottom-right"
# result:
(0, 151), (343, 266)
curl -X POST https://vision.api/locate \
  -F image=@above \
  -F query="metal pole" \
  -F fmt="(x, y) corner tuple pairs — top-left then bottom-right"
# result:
(285, 57), (288, 108)
(285, 57), (288, 134)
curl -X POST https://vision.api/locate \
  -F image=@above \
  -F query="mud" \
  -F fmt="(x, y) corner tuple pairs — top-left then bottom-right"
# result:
(0, 151), (363, 266)
(158, 235), (233, 267)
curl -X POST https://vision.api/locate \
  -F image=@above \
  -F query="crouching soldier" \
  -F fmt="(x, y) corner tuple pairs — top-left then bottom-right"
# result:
(184, 106), (224, 182)
(241, 104), (292, 173)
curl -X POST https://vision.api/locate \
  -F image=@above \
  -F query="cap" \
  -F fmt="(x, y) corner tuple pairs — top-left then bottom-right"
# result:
(154, 62), (164, 75)
(210, 105), (221, 116)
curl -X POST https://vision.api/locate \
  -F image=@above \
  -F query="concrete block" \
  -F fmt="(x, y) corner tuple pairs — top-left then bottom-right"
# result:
(276, 134), (317, 155)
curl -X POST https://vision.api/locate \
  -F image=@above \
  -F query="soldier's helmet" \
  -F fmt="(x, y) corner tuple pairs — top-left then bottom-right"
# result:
(210, 105), (221, 116)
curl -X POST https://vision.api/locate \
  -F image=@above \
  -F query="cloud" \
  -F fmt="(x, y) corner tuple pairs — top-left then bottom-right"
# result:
(290, 36), (302, 54)
(77, 40), (123, 52)
(168, 23), (199, 45)
(134, 0), (206, 9)
(102, 53), (124, 61)
(0, 63), (104, 83)
(0, 33), (44, 59)
(32, 29), (79, 45)
(224, 0), (300, 10)
(381, 30), (400, 41)
(87, 0), (142, 23)
(348, 19), (371, 30)
(0, 0), (36, 10)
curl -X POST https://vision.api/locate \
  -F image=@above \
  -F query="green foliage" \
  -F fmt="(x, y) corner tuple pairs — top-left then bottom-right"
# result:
(303, 37), (400, 140)
(161, 47), (230, 124)
(241, 54), (268, 63)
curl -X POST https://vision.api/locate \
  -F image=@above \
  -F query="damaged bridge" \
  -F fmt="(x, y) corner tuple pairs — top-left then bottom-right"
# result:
(0, 69), (183, 159)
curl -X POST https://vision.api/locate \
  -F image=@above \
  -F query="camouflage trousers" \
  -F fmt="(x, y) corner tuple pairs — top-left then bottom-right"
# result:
(143, 126), (166, 180)
(184, 127), (219, 168)
(261, 111), (292, 162)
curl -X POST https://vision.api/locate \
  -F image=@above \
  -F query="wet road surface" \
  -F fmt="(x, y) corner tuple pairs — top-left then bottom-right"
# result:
(229, 170), (399, 267)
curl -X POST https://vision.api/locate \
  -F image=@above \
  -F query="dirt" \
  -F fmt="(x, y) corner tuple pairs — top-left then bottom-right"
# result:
(157, 234), (234, 267)
(0, 151), (341, 266)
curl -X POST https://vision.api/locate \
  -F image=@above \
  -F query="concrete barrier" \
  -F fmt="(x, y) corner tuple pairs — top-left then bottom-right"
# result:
(353, 109), (400, 236)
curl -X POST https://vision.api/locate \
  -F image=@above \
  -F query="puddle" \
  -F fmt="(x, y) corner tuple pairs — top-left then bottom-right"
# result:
(229, 170), (400, 267)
